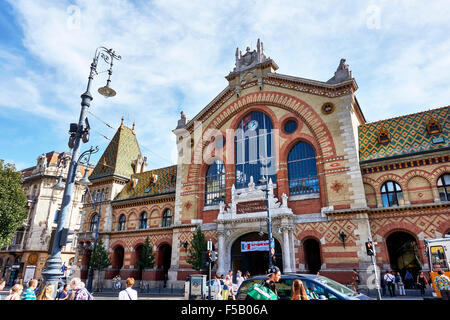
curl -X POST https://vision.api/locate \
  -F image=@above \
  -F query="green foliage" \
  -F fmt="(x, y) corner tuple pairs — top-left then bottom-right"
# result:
(136, 236), (155, 269)
(89, 239), (111, 271)
(186, 226), (207, 271)
(0, 160), (28, 247)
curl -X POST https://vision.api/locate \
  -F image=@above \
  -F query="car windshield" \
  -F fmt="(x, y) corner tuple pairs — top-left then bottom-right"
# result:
(315, 276), (359, 297)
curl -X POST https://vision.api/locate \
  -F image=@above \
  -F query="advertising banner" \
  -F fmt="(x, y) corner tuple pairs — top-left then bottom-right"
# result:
(241, 240), (269, 252)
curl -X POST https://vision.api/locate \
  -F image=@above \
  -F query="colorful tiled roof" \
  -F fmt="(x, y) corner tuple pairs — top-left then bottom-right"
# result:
(114, 165), (177, 201)
(359, 106), (449, 162)
(90, 125), (143, 180)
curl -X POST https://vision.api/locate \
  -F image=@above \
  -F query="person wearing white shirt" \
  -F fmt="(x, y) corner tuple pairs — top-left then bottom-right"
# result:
(118, 277), (138, 300)
(236, 270), (245, 290)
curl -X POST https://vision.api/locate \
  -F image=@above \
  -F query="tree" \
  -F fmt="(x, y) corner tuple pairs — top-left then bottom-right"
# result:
(187, 226), (207, 271)
(0, 160), (28, 248)
(89, 239), (111, 291)
(135, 236), (155, 280)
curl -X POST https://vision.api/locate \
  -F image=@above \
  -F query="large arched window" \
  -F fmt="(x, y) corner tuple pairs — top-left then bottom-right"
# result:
(437, 174), (450, 202)
(139, 212), (148, 229)
(118, 214), (126, 231)
(205, 160), (225, 206)
(235, 111), (276, 188)
(287, 142), (319, 196)
(89, 214), (99, 233)
(162, 209), (172, 227)
(381, 181), (404, 207)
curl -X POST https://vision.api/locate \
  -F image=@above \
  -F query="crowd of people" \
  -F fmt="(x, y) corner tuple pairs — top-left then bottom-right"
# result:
(0, 275), (139, 301)
(209, 269), (250, 300)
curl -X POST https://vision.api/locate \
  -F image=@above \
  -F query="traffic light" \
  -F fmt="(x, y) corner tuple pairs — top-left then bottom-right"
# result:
(365, 241), (374, 256)
(59, 228), (75, 247)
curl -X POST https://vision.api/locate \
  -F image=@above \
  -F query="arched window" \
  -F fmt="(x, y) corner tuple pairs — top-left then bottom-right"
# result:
(381, 181), (404, 207)
(287, 142), (319, 196)
(162, 209), (172, 227)
(235, 111), (276, 188)
(205, 160), (225, 206)
(89, 213), (99, 233)
(118, 214), (126, 231)
(139, 212), (147, 229)
(437, 174), (450, 201)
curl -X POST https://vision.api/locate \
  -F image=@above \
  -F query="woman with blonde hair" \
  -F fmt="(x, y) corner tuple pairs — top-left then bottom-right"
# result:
(6, 284), (23, 300)
(291, 279), (309, 300)
(38, 284), (55, 300)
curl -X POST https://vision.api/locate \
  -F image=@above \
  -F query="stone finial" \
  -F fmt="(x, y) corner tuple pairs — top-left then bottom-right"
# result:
(120, 116), (124, 128)
(327, 58), (352, 84)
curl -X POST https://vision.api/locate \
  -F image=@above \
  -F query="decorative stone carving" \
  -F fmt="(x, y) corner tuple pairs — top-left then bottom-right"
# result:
(175, 111), (187, 129)
(217, 176), (293, 221)
(327, 58), (352, 84)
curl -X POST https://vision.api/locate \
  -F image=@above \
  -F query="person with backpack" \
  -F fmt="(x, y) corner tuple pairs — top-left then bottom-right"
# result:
(246, 266), (281, 300)
(434, 270), (450, 300)
(69, 277), (94, 300)
(384, 271), (396, 297)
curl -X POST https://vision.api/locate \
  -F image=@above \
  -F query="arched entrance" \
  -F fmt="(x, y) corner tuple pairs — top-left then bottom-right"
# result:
(157, 244), (172, 283)
(112, 246), (125, 274)
(231, 232), (282, 277)
(303, 238), (322, 274)
(386, 232), (421, 277)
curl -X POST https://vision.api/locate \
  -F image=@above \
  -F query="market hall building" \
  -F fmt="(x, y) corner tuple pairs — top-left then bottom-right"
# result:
(74, 40), (450, 289)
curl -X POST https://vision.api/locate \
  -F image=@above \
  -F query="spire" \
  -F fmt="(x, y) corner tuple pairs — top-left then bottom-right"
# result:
(120, 116), (124, 128)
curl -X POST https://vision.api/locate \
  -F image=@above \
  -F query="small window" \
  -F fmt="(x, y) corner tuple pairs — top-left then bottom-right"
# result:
(381, 181), (404, 207)
(139, 212), (147, 229)
(426, 116), (442, 135)
(162, 209), (172, 227)
(89, 214), (99, 233)
(377, 128), (390, 144)
(283, 120), (298, 134)
(437, 174), (450, 202)
(430, 245), (449, 271)
(118, 214), (126, 231)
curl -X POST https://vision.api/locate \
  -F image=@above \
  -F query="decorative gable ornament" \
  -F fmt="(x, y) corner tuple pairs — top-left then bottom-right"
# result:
(377, 127), (390, 144)
(426, 116), (442, 135)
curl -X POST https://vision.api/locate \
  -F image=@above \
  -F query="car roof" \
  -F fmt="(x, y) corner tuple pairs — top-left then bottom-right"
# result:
(244, 273), (320, 280)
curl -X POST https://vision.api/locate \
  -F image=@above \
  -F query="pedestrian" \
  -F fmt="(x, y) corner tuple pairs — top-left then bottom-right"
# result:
(56, 282), (63, 297)
(246, 266), (281, 300)
(69, 277), (94, 300)
(380, 272), (386, 296)
(351, 269), (360, 292)
(38, 284), (55, 300)
(56, 284), (70, 300)
(236, 270), (245, 291)
(406, 270), (415, 289)
(211, 274), (222, 300)
(291, 279), (309, 300)
(6, 284), (23, 300)
(384, 271), (396, 297)
(0, 278), (5, 300)
(221, 275), (230, 300)
(395, 272), (406, 296)
(21, 279), (38, 300)
(244, 271), (251, 280)
(433, 270), (450, 300)
(118, 277), (138, 300)
(416, 271), (429, 296)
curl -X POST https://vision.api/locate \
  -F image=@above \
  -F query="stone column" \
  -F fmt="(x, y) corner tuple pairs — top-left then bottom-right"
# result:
(216, 229), (226, 276)
(282, 227), (292, 272)
(289, 227), (296, 272)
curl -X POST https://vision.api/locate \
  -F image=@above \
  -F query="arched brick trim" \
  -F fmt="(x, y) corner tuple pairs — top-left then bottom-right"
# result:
(375, 173), (405, 191)
(155, 238), (172, 248)
(110, 240), (127, 251)
(296, 230), (324, 270)
(376, 222), (422, 240)
(402, 169), (433, 182)
(430, 165), (450, 182)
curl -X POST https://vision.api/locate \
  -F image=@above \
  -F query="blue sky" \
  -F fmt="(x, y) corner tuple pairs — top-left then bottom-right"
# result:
(1, 0), (450, 171)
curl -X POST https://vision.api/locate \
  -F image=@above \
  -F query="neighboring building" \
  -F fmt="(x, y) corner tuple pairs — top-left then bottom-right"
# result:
(75, 39), (450, 289)
(0, 151), (91, 285)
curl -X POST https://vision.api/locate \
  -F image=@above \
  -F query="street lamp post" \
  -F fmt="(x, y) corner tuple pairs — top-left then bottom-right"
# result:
(42, 47), (120, 295)
(85, 187), (104, 292)
(259, 164), (275, 269)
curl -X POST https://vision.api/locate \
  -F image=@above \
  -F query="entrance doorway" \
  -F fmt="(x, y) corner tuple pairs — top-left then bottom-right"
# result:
(157, 244), (172, 282)
(303, 238), (322, 274)
(231, 232), (282, 277)
(386, 232), (421, 278)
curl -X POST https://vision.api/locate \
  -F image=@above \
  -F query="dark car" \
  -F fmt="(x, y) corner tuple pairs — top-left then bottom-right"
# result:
(236, 274), (373, 300)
